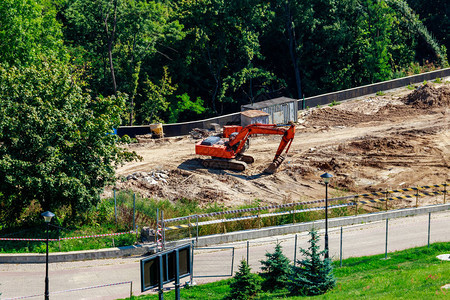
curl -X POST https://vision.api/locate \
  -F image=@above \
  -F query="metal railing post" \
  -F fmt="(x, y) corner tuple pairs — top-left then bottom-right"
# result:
(133, 193), (136, 231)
(385, 218), (389, 259)
(293, 234), (297, 267)
(196, 215), (199, 246)
(340, 227), (343, 267)
(247, 241), (249, 264)
(427, 212), (431, 248)
(114, 188), (117, 224)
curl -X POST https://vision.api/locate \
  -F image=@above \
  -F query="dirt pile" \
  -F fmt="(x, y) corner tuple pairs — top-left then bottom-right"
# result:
(402, 84), (450, 108)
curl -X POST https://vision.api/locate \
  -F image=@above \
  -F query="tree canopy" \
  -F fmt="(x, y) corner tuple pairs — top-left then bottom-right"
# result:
(0, 61), (136, 224)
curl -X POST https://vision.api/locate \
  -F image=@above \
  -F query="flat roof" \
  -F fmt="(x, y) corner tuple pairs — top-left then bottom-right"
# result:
(242, 97), (297, 110)
(240, 110), (269, 118)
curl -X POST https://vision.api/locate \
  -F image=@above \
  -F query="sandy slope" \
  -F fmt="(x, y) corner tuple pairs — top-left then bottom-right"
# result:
(112, 82), (450, 208)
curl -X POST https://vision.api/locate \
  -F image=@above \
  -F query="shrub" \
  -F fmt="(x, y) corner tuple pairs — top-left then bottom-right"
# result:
(227, 259), (262, 300)
(290, 229), (336, 296)
(260, 243), (291, 291)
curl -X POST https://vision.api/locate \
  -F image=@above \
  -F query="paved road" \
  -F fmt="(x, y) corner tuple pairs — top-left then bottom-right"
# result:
(1, 211), (449, 299)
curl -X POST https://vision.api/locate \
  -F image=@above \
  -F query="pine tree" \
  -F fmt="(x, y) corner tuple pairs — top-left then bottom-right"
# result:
(260, 243), (291, 291)
(289, 229), (336, 296)
(227, 259), (262, 300)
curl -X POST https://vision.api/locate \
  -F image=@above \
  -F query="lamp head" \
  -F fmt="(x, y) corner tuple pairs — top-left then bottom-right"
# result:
(41, 211), (55, 223)
(320, 172), (333, 184)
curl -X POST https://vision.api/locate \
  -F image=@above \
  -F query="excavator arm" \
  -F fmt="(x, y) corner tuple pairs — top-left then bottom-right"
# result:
(227, 124), (295, 163)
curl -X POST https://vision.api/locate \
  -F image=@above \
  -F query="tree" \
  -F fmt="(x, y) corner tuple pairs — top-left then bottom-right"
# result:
(0, 0), (67, 66)
(259, 243), (291, 291)
(63, 0), (184, 123)
(173, 0), (283, 115)
(227, 259), (262, 300)
(0, 61), (138, 225)
(290, 229), (336, 296)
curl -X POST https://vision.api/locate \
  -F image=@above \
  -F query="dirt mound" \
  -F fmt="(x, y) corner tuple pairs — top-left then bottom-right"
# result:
(349, 137), (414, 153)
(304, 107), (373, 127)
(402, 84), (450, 108)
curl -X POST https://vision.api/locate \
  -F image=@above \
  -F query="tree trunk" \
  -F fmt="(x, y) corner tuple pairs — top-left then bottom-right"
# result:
(105, 0), (118, 95)
(285, 1), (302, 99)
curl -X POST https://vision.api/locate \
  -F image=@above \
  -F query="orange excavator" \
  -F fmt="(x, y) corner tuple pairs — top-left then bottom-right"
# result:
(195, 123), (295, 173)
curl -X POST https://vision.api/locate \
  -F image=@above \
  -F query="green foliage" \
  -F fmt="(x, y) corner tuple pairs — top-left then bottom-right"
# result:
(169, 93), (206, 123)
(0, 0), (67, 66)
(290, 229), (336, 296)
(434, 77), (442, 83)
(376, 91), (386, 96)
(328, 100), (340, 107)
(227, 259), (262, 300)
(140, 67), (176, 123)
(0, 61), (138, 224)
(407, 84), (416, 90)
(260, 243), (291, 291)
(63, 0), (184, 121)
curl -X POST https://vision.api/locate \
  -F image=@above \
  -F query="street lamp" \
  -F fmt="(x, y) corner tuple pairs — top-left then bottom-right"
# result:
(320, 172), (333, 259)
(41, 211), (55, 300)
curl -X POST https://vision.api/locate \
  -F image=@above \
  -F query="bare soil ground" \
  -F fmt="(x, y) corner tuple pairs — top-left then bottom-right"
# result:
(111, 81), (450, 209)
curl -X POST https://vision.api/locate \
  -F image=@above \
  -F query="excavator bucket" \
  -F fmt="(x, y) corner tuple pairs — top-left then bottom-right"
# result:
(264, 156), (285, 174)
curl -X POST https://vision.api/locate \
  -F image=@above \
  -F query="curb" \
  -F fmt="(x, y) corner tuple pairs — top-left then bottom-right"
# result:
(1, 204), (448, 263)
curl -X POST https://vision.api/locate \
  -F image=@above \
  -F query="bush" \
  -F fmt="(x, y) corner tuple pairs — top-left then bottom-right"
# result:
(227, 259), (262, 300)
(259, 243), (291, 291)
(289, 229), (336, 296)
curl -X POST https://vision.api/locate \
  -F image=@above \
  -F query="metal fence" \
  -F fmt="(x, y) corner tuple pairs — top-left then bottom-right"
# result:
(188, 210), (448, 282)
(160, 183), (447, 244)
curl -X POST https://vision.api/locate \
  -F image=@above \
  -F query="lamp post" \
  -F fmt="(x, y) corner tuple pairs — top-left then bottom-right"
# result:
(41, 211), (55, 300)
(320, 172), (333, 259)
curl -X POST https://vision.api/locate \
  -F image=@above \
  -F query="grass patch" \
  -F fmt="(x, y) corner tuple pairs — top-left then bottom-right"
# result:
(127, 243), (450, 299)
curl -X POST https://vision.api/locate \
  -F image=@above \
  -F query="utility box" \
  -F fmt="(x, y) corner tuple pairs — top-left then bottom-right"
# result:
(241, 97), (298, 124)
(240, 110), (270, 127)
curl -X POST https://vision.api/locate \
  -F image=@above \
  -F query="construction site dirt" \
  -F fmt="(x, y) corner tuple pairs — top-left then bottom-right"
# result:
(111, 81), (449, 210)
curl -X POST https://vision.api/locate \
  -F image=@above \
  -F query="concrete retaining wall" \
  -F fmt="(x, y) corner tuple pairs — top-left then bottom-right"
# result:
(1, 204), (447, 263)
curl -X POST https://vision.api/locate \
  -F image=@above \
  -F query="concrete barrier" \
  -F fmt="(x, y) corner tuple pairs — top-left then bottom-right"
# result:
(1, 203), (448, 263)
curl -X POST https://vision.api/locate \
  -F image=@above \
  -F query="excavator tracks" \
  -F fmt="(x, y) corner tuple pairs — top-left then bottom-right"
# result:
(201, 158), (248, 171)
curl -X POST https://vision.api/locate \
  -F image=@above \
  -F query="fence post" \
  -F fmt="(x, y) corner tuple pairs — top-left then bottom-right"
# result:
(162, 211), (166, 251)
(415, 186), (419, 208)
(133, 193), (136, 231)
(354, 196), (358, 215)
(444, 183), (447, 204)
(114, 188), (117, 224)
(188, 216), (192, 239)
(223, 208), (227, 233)
(384, 218), (389, 259)
(247, 241), (249, 264)
(293, 234), (297, 267)
(189, 240), (195, 286)
(292, 203), (296, 224)
(385, 190), (388, 211)
(156, 208), (160, 252)
(129, 281), (133, 299)
(340, 227), (343, 267)
(427, 212), (431, 248)
(196, 215), (199, 246)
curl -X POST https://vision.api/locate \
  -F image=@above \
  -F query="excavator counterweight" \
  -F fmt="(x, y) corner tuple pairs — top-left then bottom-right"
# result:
(195, 123), (295, 173)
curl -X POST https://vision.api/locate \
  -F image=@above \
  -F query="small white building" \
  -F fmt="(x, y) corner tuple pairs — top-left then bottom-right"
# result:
(241, 97), (298, 124)
(240, 110), (270, 127)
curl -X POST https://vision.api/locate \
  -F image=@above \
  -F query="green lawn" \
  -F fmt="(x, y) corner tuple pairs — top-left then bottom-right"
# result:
(129, 242), (449, 299)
